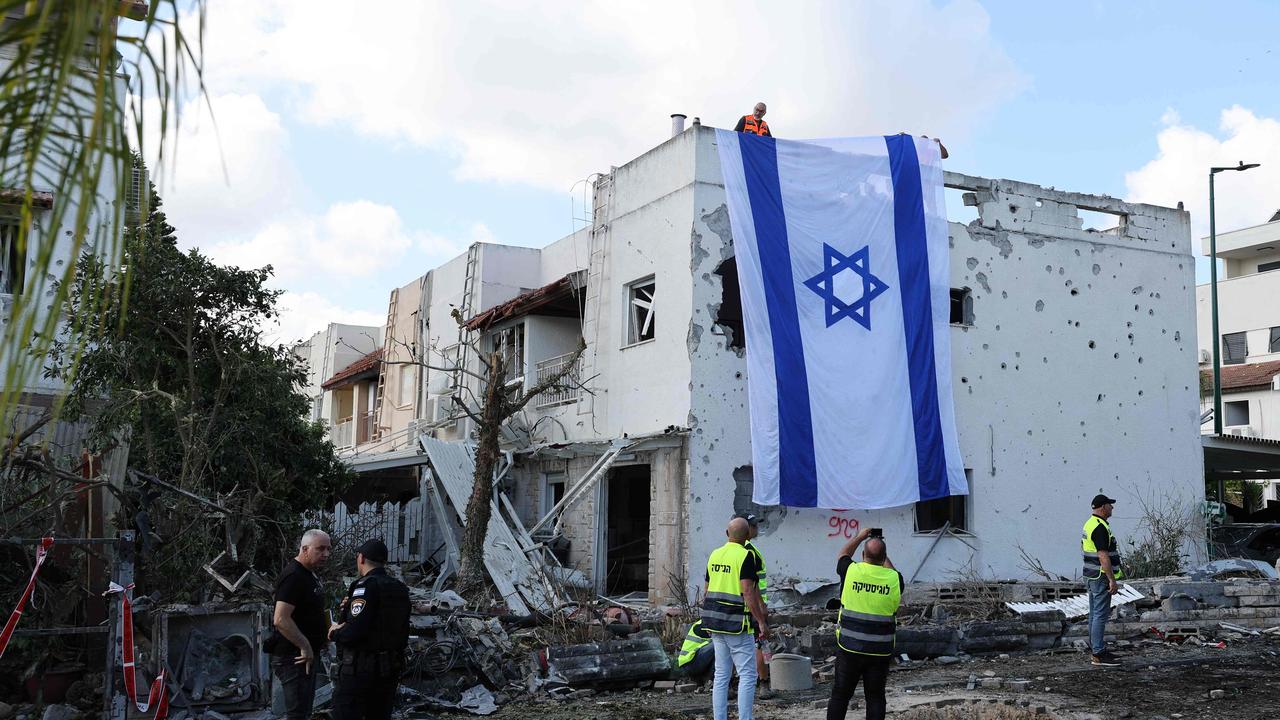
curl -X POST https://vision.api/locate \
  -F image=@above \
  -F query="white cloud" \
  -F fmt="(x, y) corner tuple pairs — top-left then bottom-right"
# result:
(206, 200), (468, 284)
(268, 291), (386, 346)
(1126, 106), (1280, 245)
(148, 93), (299, 250)
(194, 0), (1025, 191)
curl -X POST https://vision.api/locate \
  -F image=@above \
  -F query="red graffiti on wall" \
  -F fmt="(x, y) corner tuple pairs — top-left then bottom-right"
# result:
(827, 514), (861, 539)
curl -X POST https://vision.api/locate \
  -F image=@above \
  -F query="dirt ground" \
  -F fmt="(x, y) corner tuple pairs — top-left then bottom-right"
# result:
(471, 638), (1280, 720)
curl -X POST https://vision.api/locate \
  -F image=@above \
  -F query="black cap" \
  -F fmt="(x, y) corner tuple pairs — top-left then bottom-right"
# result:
(732, 512), (759, 527)
(355, 538), (389, 563)
(1091, 494), (1117, 509)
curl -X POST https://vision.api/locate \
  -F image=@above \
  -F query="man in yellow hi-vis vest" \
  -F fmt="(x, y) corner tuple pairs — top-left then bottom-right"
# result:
(736, 513), (773, 696)
(1083, 493), (1124, 667)
(827, 527), (903, 720)
(702, 517), (769, 720)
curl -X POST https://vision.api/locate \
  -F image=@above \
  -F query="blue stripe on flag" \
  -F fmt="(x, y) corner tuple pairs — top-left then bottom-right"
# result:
(884, 135), (948, 502)
(738, 134), (817, 507)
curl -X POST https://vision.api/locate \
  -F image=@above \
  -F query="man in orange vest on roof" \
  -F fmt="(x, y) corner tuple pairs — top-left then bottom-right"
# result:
(734, 102), (771, 137)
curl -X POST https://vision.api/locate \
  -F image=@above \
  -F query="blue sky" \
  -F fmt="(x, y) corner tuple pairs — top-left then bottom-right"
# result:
(151, 1), (1280, 342)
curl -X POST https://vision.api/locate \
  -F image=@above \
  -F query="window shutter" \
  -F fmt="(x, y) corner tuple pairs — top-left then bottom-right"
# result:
(1270, 327), (1280, 354)
(1223, 332), (1248, 364)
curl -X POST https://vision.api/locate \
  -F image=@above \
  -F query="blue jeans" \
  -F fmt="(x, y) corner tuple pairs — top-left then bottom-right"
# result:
(1087, 575), (1112, 655)
(712, 632), (757, 720)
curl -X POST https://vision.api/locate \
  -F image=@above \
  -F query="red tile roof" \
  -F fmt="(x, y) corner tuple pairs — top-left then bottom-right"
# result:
(464, 273), (580, 332)
(1202, 359), (1280, 393)
(322, 348), (382, 390)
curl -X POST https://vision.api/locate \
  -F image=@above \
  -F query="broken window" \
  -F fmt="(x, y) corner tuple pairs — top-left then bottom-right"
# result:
(543, 473), (566, 514)
(949, 288), (973, 326)
(625, 277), (656, 345)
(1222, 332), (1248, 365)
(0, 221), (23, 295)
(714, 258), (745, 351)
(1225, 400), (1251, 428)
(914, 469), (971, 533)
(490, 323), (525, 384)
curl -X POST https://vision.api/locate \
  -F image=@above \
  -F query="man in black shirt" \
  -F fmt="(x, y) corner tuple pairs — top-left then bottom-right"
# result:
(271, 529), (331, 720)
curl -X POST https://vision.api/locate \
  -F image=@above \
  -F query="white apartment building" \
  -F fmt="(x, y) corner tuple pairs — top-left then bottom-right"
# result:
(1196, 214), (1280, 505)
(293, 322), (382, 433)
(335, 123), (1205, 603)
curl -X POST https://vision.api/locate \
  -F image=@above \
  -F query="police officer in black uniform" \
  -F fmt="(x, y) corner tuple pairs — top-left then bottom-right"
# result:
(328, 539), (411, 720)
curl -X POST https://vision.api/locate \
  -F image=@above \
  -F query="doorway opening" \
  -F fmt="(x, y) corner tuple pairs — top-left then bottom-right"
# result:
(603, 465), (651, 596)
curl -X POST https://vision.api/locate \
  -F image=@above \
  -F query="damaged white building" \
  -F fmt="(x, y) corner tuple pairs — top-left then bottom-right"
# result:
(319, 122), (1204, 605)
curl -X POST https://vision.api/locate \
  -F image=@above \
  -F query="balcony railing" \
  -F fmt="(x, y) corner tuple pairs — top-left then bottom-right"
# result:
(332, 417), (354, 449)
(357, 410), (377, 444)
(534, 352), (582, 409)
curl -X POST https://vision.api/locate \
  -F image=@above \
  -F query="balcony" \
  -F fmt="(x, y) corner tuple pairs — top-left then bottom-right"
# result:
(534, 351), (582, 409)
(332, 417), (354, 449)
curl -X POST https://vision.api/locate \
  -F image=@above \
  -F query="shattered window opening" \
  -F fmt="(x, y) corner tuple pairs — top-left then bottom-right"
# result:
(1222, 331), (1248, 365)
(914, 469), (971, 534)
(714, 257), (744, 351)
(490, 323), (526, 384)
(626, 277), (656, 345)
(949, 287), (974, 326)
(0, 220), (23, 295)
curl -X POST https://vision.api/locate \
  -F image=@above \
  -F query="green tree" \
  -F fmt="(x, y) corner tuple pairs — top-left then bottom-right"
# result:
(49, 177), (350, 597)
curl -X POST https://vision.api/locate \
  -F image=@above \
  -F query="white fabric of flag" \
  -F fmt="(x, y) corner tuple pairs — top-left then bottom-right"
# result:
(716, 130), (967, 509)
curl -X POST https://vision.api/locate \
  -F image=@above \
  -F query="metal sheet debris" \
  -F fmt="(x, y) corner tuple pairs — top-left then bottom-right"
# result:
(418, 437), (556, 614)
(1005, 583), (1144, 619)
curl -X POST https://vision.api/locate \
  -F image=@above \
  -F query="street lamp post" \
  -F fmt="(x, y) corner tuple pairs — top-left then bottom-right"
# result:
(1208, 161), (1260, 438)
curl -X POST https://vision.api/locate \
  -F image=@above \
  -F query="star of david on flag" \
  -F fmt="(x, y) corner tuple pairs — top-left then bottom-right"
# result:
(803, 243), (889, 330)
(716, 130), (967, 510)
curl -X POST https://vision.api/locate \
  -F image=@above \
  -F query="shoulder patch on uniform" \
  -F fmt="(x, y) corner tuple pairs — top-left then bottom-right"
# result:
(353, 587), (366, 597)
(350, 598), (367, 616)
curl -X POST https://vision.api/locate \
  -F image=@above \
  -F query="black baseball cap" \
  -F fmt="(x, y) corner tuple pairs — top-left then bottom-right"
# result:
(1091, 494), (1117, 509)
(355, 538), (389, 563)
(732, 512), (759, 527)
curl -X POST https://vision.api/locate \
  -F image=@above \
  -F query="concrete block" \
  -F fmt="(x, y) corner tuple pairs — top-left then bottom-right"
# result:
(1223, 583), (1280, 598)
(961, 634), (1028, 653)
(1161, 596), (1197, 612)
(1007, 680), (1031, 692)
(1239, 595), (1280, 608)
(1154, 581), (1224, 600)
(980, 678), (1003, 689)
(654, 680), (676, 690)
(675, 683), (697, 694)
(812, 699), (831, 710)
(963, 620), (1025, 639)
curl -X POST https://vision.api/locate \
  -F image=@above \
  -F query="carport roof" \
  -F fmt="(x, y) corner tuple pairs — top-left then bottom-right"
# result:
(1203, 434), (1280, 481)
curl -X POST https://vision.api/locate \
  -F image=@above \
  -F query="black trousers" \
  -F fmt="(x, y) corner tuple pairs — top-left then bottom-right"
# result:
(827, 651), (890, 720)
(271, 655), (318, 720)
(332, 671), (398, 720)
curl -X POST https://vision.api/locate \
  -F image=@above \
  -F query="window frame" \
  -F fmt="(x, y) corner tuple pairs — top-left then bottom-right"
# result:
(913, 469), (973, 536)
(1270, 326), (1280, 354)
(396, 363), (415, 408)
(1224, 400), (1251, 428)
(949, 287), (974, 326)
(0, 217), (25, 296)
(490, 322), (526, 386)
(624, 275), (656, 347)
(1222, 331), (1248, 365)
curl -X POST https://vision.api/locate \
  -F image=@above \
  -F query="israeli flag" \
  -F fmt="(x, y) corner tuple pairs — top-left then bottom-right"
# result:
(716, 130), (967, 509)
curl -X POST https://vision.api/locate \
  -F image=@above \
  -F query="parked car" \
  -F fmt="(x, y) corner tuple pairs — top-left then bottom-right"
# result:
(1209, 523), (1280, 566)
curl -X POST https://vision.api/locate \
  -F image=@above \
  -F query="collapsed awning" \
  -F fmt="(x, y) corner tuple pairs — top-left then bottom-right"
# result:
(1203, 434), (1280, 482)
(464, 270), (586, 332)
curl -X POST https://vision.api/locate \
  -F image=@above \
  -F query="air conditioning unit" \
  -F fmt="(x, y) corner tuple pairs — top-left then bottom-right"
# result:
(1273, 375), (1280, 392)
(1226, 426), (1258, 437)
(428, 396), (456, 430)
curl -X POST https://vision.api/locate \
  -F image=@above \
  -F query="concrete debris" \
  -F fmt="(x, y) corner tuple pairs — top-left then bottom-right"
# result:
(1186, 558), (1280, 581)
